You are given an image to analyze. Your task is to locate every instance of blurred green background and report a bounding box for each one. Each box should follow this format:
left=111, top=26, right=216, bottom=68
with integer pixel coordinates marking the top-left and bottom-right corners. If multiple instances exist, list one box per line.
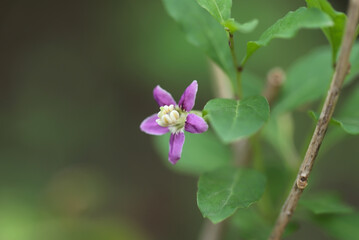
left=0, top=0, right=358, bottom=239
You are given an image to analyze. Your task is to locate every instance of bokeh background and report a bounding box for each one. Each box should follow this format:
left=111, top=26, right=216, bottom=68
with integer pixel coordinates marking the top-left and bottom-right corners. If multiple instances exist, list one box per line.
left=0, top=0, right=358, bottom=239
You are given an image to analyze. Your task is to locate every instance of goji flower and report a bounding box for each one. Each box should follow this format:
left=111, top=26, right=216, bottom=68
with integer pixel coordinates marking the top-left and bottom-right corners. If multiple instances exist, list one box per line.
left=140, top=80, right=208, bottom=164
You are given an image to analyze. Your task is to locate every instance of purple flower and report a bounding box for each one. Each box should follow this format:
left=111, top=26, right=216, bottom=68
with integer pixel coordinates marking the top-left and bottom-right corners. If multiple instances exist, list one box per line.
left=140, top=80, right=208, bottom=164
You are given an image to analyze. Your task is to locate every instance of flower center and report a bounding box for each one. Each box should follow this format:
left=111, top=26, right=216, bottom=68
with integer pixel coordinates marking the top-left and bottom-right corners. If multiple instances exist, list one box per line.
left=156, top=105, right=185, bottom=131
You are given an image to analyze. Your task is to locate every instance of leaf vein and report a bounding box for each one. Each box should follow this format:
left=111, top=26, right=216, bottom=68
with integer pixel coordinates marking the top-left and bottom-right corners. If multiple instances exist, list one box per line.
left=226, top=100, right=240, bottom=136
left=211, top=0, right=224, bottom=23
left=218, top=171, right=240, bottom=212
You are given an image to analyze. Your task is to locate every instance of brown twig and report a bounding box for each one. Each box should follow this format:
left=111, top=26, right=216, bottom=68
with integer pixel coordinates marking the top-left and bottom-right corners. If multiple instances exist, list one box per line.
left=269, top=1, right=359, bottom=239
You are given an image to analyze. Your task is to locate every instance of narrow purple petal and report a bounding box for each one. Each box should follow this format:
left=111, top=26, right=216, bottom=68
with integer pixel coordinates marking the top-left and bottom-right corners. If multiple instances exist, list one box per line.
left=168, top=132, right=185, bottom=165
left=178, top=80, right=198, bottom=111
left=153, top=86, right=176, bottom=107
left=185, top=114, right=208, bottom=134
left=140, top=114, right=169, bottom=135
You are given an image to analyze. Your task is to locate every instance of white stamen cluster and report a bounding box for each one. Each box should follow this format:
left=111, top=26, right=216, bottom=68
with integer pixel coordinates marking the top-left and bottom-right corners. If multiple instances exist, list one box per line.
left=156, top=104, right=181, bottom=127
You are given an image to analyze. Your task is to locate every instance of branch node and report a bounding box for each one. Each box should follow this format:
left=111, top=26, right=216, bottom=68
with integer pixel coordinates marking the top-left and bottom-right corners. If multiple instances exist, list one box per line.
left=297, top=174, right=308, bottom=189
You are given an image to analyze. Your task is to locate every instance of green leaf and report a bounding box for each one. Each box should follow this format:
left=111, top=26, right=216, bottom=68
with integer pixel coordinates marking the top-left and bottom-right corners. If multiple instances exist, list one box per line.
left=196, top=0, right=232, bottom=24
left=153, top=131, right=232, bottom=175
left=204, top=96, right=270, bottom=143
left=223, top=19, right=258, bottom=34
left=163, top=0, right=237, bottom=89
left=333, top=86, right=359, bottom=134
left=300, top=193, right=353, bottom=215
left=274, top=43, right=359, bottom=114
left=306, top=0, right=347, bottom=64
left=241, top=7, right=333, bottom=66
left=197, top=167, right=266, bottom=223
left=314, top=213, right=359, bottom=240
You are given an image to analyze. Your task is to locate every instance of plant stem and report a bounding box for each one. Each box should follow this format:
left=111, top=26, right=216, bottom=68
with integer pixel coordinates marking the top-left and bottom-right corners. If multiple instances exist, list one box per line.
left=229, top=33, right=242, bottom=98
left=269, top=1, right=359, bottom=239
left=237, top=70, right=242, bottom=99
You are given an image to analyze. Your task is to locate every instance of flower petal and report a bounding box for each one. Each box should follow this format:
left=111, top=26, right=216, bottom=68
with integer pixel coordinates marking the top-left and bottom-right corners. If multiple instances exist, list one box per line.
left=178, top=80, right=198, bottom=111
left=153, top=85, right=176, bottom=106
left=185, top=114, right=208, bottom=134
left=140, top=114, right=169, bottom=135
left=168, top=132, right=185, bottom=165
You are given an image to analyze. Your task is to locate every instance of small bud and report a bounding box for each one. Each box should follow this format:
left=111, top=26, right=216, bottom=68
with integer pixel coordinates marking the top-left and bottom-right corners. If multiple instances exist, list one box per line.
left=297, top=174, right=308, bottom=189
